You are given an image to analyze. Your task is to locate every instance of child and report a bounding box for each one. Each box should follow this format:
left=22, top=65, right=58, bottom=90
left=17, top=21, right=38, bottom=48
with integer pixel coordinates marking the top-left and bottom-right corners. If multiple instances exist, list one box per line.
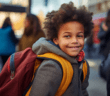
left=30, top=2, right=93, bottom=96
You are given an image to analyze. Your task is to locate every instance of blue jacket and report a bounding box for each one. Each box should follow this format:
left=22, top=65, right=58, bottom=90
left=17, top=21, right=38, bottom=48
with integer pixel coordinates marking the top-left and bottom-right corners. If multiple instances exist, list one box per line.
left=0, top=26, right=18, bottom=55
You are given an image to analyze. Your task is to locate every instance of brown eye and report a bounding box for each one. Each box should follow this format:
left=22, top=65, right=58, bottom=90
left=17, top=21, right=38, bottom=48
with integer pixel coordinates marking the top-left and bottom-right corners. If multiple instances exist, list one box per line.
left=77, top=35, right=84, bottom=37
left=64, top=35, right=70, bottom=38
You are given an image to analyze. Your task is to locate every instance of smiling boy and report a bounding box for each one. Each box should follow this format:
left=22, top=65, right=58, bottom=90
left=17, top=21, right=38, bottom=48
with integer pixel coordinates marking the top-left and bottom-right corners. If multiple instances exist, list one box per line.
left=29, top=2, right=94, bottom=96
left=53, top=21, right=84, bottom=57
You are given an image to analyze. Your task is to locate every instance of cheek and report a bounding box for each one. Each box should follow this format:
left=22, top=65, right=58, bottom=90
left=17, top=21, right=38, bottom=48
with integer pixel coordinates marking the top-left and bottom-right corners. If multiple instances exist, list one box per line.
left=78, top=39, right=84, bottom=45
left=58, top=39, right=67, bottom=49
left=80, top=40, right=84, bottom=46
left=59, top=39, right=69, bottom=46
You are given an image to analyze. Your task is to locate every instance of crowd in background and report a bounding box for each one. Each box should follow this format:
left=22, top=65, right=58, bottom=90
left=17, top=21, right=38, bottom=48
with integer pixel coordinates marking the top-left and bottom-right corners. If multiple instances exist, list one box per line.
left=0, top=14, right=45, bottom=72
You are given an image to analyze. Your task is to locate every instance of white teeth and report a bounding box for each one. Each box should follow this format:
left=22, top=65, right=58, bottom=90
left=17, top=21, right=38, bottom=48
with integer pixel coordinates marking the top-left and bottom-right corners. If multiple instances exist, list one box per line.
left=71, top=47, right=78, bottom=48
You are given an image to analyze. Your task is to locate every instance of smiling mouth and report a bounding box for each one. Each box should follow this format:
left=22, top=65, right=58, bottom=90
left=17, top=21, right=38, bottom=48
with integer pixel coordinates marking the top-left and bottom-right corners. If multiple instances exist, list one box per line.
left=69, top=46, right=80, bottom=48
left=68, top=46, right=80, bottom=50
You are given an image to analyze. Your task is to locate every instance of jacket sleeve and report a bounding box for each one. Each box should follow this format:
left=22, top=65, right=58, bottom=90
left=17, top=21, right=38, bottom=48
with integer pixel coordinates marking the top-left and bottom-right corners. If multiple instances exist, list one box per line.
left=29, top=59, right=62, bottom=96
left=81, top=61, right=90, bottom=96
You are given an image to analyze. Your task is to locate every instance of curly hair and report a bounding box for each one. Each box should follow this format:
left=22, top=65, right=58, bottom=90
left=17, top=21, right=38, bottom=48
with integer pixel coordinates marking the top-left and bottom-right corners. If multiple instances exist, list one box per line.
left=43, top=2, right=94, bottom=41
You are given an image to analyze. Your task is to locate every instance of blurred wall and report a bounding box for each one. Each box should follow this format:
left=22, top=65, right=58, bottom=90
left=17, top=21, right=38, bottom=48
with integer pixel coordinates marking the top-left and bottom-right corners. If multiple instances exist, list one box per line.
left=88, top=0, right=110, bottom=14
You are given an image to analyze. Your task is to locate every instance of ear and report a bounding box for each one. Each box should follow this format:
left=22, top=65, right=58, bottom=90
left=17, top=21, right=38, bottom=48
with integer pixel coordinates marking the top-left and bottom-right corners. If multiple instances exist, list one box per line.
left=53, top=38, right=59, bottom=45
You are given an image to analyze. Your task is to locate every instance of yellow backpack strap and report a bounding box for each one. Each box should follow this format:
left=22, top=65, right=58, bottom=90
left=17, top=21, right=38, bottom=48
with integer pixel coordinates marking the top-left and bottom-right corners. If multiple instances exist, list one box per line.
left=82, top=60, right=88, bottom=82
left=25, top=59, right=42, bottom=96
left=37, top=53, right=73, bottom=96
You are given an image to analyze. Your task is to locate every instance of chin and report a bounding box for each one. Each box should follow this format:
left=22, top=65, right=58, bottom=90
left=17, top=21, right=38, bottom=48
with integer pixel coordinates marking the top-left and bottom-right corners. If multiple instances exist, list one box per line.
left=69, top=52, right=79, bottom=57
left=69, top=54, right=78, bottom=57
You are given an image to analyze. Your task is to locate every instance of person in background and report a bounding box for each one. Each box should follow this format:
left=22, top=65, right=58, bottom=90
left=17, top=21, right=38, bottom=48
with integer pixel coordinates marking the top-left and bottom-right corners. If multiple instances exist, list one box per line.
left=18, top=14, right=45, bottom=51
left=98, top=9, right=110, bottom=96
left=99, top=9, right=110, bottom=96
left=98, top=9, right=110, bottom=64
left=0, top=17, right=19, bottom=66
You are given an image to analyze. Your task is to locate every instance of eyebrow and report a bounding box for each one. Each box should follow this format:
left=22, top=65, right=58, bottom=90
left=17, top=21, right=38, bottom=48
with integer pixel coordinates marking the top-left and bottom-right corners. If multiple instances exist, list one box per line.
left=78, top=32, right=84, bottom=33
left=63, top=31, right=84, bottom=34
left=63, top=32, right=71, bottom=34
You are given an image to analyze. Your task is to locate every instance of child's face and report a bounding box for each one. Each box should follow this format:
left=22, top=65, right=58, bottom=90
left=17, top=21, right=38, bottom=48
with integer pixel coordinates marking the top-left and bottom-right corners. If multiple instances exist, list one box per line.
left=53, top=21, right=84, bottom=57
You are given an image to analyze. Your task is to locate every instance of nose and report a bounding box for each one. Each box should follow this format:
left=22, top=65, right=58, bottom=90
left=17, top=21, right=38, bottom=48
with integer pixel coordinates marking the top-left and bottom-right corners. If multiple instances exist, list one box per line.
left=71, top=37, right=78, bottom=43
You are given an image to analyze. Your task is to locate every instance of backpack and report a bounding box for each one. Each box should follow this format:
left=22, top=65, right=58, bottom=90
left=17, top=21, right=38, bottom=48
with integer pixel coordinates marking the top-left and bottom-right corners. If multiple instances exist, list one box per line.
left=0, top=47, right=88, bottom=96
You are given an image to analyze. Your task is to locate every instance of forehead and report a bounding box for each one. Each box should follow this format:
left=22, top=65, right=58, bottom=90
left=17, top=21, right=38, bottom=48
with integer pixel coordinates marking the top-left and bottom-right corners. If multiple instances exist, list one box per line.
left=58, top=21, right=84, bottom=33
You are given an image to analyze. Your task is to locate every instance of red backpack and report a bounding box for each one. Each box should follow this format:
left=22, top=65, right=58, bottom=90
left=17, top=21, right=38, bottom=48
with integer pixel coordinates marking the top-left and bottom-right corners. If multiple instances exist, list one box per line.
left=0, top=47, right=88, bottom=96
left=0, top=48, right=37, bottom=96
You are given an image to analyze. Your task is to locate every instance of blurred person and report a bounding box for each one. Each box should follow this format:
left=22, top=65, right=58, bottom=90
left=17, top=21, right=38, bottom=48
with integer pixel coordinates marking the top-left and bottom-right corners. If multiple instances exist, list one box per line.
left=18, top=14, right=45, bottom=51
left=98, top=9, right=110, bottom=63
left=98, top=9, right=110, bottom=96
left=0, top=17, right=19, bottom=66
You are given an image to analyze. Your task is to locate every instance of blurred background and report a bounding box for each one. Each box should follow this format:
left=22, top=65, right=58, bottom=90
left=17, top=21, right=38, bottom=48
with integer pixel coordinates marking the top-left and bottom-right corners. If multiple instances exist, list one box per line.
left=0, top=0, right=109, bottom=42
left=0, top=0, right=110, bottom=95
left=0, top=0, right=109, bottom=40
